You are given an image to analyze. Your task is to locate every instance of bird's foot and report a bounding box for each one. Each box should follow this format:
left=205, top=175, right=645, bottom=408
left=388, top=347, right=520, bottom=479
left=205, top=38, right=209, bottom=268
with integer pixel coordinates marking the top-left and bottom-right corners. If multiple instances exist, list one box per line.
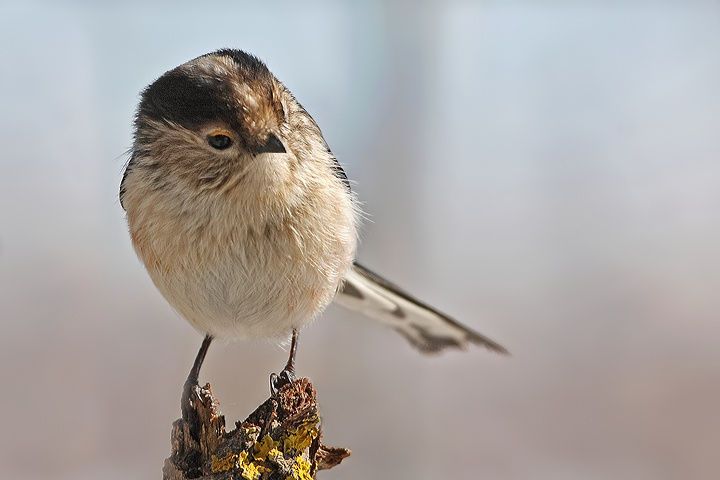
left=270, top=368, right=295, bottom=396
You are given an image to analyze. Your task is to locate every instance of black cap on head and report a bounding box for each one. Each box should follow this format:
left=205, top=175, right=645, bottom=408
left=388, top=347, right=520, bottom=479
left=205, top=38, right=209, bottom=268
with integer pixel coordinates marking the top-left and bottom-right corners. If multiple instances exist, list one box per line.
left=136, top=49, right=275, bottom=132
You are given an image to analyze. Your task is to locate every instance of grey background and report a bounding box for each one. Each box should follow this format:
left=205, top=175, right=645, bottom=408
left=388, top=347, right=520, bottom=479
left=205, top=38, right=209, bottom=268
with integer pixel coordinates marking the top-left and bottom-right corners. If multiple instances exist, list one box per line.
left=1, top=1, right=719, bottom=479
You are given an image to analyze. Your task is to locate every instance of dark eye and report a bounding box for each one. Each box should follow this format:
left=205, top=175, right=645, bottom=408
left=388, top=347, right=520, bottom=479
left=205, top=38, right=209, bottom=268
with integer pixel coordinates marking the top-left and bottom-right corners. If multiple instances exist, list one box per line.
left=207, top=134, right=233, bottom=150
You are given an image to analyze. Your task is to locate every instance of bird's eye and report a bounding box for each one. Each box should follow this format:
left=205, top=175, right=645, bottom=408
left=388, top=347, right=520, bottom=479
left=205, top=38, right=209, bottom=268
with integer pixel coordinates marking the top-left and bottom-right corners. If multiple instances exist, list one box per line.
left=207, top=134, right=233, bottom=150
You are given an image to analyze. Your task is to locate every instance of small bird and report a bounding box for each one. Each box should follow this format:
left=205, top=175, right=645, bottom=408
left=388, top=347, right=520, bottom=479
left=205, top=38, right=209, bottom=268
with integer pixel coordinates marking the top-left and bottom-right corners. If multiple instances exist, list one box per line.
left=120, top=49, right=506, bottom=412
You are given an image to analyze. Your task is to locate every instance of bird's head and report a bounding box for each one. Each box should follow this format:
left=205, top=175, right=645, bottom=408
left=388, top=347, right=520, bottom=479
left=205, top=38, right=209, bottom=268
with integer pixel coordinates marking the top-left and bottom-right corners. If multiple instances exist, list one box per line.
left=129, top=49, right=289, bottom=194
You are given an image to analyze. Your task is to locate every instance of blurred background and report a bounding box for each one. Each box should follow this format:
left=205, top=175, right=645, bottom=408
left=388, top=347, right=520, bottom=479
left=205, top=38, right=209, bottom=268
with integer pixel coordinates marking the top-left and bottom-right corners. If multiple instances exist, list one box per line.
left=1, top=1, right=719, bottom=479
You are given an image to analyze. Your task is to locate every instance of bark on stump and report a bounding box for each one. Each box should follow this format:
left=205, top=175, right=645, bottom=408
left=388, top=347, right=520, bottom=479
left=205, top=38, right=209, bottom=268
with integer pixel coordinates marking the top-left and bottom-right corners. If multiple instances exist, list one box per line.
left=163, top=378, right=350, bottom=479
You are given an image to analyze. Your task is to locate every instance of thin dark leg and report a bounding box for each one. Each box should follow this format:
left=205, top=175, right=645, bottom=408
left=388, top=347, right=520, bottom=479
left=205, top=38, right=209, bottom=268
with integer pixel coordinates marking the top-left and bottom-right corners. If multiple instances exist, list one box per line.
left=270, top=328, right=299, bottom=395
left=284, top=328, right=299, bottom=375
left=181, top=334, right=213, bottom=425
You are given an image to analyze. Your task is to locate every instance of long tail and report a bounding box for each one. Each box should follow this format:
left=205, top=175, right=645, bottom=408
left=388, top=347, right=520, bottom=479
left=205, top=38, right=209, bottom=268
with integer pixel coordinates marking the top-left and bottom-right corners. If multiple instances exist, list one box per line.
left=334, top=262, right=508, bottom=355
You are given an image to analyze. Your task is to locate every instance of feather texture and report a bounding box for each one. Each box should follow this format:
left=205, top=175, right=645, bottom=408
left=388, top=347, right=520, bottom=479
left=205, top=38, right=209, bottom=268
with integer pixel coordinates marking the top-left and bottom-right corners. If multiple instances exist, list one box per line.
left=335, top=263, right=508, bottom=354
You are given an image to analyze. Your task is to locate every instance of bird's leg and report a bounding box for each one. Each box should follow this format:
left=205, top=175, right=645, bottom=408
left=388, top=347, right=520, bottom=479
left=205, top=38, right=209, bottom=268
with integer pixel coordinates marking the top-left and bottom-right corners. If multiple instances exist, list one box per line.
left=270, top=328, right=298, bottom=395
left=181, top=334, right=213, bottom=435
left=282, top=328, right=299, bottom=377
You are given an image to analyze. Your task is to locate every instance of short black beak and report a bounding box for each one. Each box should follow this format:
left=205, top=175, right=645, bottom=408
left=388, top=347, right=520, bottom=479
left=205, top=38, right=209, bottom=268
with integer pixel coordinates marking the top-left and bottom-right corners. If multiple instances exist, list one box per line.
left=257, top=133, right=286, bottom=154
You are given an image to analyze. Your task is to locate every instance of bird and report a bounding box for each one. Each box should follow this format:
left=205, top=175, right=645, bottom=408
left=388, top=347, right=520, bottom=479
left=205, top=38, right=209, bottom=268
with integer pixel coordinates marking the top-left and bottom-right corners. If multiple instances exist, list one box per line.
left=120, top=49, right=506, bottom=417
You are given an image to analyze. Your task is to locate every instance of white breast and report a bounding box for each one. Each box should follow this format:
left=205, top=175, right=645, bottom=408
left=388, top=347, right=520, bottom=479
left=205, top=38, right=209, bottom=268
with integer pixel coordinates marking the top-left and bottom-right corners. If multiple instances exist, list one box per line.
left=125, top=152, right=358, bottom=340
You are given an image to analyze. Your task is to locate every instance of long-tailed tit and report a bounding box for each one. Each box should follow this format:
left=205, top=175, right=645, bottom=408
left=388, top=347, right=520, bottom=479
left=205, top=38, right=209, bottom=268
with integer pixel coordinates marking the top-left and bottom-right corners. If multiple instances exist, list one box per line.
left=120, top=49, right=506, bottom=410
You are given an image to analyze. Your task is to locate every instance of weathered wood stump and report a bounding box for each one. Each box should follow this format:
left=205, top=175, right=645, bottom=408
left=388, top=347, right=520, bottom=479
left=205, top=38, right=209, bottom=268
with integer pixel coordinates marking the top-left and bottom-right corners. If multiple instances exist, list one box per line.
left=162, top=378, right=350, bottom=479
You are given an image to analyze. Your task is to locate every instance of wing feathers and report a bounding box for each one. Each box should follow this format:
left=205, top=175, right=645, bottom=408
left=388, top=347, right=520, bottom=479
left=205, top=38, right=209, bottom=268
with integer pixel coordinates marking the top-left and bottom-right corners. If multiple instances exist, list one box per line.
left=335, top=262, right=508, bottom=355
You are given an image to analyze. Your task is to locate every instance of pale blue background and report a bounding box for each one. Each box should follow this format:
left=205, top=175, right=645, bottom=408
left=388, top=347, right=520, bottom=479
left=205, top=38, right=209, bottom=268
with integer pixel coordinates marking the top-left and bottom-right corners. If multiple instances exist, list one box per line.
left=1, top=1, right=719, bottom=479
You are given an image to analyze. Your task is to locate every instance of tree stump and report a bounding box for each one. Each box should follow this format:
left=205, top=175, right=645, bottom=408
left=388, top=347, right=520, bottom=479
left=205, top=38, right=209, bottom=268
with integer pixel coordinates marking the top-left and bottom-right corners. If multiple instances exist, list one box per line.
left=162, top=378, right=350, bottom=479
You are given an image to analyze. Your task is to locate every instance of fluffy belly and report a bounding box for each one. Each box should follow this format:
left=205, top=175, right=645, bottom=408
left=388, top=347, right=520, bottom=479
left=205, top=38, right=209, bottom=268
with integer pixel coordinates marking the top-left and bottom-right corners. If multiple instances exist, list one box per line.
left=133, top=208, right=355, bottom=340
left=149, top=256, right=339, bottom=339
left=127, top=160, right=358, bottom=340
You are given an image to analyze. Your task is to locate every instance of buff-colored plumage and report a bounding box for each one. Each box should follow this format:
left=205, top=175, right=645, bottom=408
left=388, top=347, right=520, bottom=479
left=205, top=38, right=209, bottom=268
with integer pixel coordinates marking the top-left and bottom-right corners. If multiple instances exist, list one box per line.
left=122, top=52, right=357, bottom=340
left=121, top=49, right=506, bottom=359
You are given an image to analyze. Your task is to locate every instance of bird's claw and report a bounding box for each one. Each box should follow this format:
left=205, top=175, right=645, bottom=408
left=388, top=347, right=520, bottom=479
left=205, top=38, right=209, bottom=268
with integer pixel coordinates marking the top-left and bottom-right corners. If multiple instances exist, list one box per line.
left=270, top=368, right=295, bottom=396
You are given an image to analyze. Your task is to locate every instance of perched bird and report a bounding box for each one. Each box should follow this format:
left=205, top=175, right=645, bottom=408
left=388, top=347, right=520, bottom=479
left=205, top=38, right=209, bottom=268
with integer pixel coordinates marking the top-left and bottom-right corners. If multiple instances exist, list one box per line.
left=120, top=49, right=506, bottom=412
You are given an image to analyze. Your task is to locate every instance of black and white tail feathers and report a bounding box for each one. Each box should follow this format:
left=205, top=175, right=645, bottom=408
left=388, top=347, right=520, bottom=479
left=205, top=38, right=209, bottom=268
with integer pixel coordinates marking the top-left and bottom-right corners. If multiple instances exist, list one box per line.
left=335, top=262, right=508, bottom=355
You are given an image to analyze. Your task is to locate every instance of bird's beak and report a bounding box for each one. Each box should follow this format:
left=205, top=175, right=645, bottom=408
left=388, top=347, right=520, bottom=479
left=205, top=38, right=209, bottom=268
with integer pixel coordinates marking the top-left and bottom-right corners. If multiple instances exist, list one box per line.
left=256, top=133, right=286, bottom=154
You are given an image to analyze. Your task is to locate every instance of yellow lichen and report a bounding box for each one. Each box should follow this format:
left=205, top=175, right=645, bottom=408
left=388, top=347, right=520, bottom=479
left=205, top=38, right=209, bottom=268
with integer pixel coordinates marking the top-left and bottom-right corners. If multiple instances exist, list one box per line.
left=266, top=447, right=282, bottom=461
left=283, top=425, right=319, bottom=453
left=289, top=457, right=312, bottom=480
left=241, top=462, right=262, bottom=479
left=239, top=451, right=262, bottom=480
left=253, top=434, right=280, bottom=460
left=209, top=418, right=323, bottom=478
left=211, top=453, right=238, bottom=472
